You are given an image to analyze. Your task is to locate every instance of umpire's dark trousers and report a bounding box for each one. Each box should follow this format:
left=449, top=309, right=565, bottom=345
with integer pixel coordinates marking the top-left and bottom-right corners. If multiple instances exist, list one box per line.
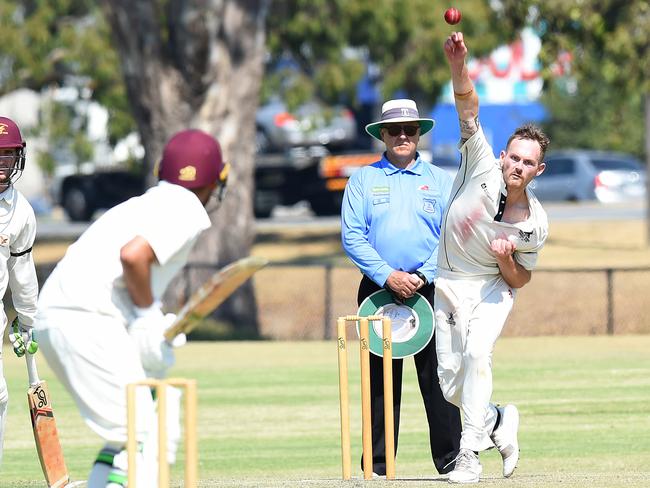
left=357, top=275, right=461, bottom=475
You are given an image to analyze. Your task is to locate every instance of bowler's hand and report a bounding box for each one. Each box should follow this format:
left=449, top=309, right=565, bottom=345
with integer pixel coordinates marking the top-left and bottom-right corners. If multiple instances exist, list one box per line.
left=444, top=31, right=468, bottom=66
left=385, top=271, right=421, bottom=300
left=490, top=238, right=517, bottom=261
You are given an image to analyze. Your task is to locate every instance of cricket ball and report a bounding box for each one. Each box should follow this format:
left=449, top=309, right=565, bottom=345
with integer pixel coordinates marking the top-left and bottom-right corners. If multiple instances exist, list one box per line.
left=444, top=7, right=462, bottom=25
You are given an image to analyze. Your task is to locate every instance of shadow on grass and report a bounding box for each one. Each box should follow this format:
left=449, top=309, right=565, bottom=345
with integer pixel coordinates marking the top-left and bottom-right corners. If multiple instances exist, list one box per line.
left=187, top=318, right=269, bottom=341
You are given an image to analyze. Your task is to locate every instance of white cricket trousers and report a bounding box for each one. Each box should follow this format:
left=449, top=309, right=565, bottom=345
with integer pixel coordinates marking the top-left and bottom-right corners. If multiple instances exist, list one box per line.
left=34, top=308, right=160, bottom=486
left=434, top=273, right=515, bottom=451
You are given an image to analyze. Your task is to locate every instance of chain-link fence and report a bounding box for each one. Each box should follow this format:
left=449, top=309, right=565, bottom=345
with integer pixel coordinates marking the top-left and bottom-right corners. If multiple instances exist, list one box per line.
left=24, top=262, right=650, bottom=340
left=240, top=264, right=650, bottom=339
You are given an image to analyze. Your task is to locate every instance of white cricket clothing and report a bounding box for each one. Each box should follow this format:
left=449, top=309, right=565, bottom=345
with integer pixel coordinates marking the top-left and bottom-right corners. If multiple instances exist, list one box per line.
left=438, top=126, right=548, bottom=277
left=0, top=361, right=7, bottom=467
left=34, top=181, right=210, bottom=448
left=435, top=275, right=509, bottom=451
left=0, top=185, right=38, bottom=467
left=36, top=311, right=154, bottom=443
left=0, top=185, right=38, bottom=332
left=435, top=126, right=548, bottom=452
left=37, top=181, right=211, bottom=323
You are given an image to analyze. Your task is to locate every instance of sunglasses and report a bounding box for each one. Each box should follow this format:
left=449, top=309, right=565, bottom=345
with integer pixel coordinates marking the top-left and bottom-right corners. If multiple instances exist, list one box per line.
left=383, top=124, right=419, bottom=137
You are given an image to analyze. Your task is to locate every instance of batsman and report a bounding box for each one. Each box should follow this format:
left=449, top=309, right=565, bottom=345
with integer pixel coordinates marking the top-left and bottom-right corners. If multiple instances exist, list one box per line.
left=0, top=116, right=39, bottom=466
left=33, top=129, right=229, bottom=487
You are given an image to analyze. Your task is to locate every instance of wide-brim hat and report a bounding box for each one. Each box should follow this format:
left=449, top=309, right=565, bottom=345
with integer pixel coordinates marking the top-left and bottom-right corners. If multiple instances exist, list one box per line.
left=365, top=99, right=435, bottom=141
left=356, top=290, right=434, bottom=359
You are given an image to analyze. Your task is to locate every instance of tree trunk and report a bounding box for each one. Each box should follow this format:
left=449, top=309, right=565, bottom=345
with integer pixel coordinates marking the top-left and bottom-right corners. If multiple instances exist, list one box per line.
left=101, top=0, right=269, bottom=335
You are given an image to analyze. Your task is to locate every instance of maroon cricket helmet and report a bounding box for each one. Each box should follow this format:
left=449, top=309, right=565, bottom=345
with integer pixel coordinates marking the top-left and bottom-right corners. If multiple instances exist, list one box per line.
left=158, top=129, right=224, bottom=189
left=0, top=116, right=26, bottom=150
left=0, top=116, right=27, bottom=179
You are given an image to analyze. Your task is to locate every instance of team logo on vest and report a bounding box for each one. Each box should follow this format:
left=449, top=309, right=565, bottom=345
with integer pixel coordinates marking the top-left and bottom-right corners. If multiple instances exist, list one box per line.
left=518, top=229, right=534, bottom=242
left=480, top=182, right=494, bottom=202
left=0, top=124, right=8, bottom=135
left=0, top=234, right=8, bottom=246
left=422, top=198, right=436, bottom=213
left=178, top=165, right=197, bottom=181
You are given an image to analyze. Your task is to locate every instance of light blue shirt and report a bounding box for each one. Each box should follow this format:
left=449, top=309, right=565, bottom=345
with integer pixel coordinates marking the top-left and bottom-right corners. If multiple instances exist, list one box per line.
left=341, top=152, right=453, bottom=287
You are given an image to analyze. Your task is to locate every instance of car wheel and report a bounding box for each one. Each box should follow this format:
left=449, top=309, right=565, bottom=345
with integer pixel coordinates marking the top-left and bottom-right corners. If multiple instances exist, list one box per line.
left=62, top=186, right=94, bottom=221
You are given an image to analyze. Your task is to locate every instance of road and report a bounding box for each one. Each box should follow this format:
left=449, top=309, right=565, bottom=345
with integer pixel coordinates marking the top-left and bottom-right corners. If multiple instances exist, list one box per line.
left=36, top=200, right=646, bottom=240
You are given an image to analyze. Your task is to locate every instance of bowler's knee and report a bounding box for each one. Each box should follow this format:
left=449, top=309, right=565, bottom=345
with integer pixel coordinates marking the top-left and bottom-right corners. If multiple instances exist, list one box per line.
left=464, top=342, right=492, bottom=364
left=437, top=370, right=461, bottom=406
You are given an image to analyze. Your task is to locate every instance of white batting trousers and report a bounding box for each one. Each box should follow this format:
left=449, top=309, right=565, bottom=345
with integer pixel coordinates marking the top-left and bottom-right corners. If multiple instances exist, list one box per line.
left=434, top=273, right=515, bottom=451
left=34, top=309, right=161, bottom=486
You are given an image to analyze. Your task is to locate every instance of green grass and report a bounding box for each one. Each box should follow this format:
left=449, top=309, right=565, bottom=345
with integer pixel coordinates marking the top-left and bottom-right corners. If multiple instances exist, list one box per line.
left=3, top=336, right=650, bottom=487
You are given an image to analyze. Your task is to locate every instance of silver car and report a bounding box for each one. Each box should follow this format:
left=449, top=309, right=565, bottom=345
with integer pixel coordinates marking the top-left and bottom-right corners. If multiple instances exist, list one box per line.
left=532, top=150, right=646, bottom=202
left=256, top=98, right=357, bottom=153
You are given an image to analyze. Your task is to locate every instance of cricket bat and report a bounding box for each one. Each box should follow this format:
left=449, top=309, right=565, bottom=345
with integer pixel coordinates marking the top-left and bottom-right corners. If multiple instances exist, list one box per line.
left=26, top=352, right=70, bottom=488
left=164, top=255, right=268, bottom=342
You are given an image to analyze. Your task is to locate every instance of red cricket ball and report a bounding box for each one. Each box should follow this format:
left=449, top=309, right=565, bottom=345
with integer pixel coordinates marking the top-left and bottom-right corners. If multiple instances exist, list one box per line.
left=444, top=7, right=462, bottom=25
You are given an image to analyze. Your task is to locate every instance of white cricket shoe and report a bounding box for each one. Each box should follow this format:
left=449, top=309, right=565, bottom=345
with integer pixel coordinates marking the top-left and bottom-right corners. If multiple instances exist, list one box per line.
left=490, top=404, right=520, bottom=477
left=448, top=448, right=482, bottom=484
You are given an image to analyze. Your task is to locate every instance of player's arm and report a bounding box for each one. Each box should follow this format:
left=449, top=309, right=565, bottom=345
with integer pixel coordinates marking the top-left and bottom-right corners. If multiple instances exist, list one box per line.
left=490, top=238, right=531, bottom=288
left=8, top=208, right=38, bottom=326
left=444, top=31, right=479, bottom=142
left=120, top=236, right=157, bottom=307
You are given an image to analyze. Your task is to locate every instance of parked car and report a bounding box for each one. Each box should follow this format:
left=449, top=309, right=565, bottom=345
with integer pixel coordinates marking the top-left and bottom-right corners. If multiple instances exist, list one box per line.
left=533, top=150, right=646, bottom=202
left=256, top=98, right=357, bottom=153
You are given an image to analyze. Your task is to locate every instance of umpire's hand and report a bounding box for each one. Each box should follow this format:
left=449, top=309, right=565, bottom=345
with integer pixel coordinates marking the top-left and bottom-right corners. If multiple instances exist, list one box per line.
left=385, top=270, right=421, bottom=300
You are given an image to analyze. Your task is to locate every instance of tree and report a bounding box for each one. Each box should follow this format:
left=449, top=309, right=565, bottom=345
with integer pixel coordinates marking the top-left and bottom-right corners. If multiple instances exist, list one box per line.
left=0, top=0, right=136, bottom=142
left=495, top=0, right=650, bottom=241
left=265, top=0, right=504, bottom=110
left=99, top=0, right=270, bottom=336
left=1, top=0, right=507, bottom=337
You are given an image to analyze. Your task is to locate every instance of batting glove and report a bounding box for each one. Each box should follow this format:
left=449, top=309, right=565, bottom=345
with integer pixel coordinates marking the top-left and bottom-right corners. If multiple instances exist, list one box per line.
left=128, top=303, right=177, bottom=374
left=8, top=317, right=38, bottom=357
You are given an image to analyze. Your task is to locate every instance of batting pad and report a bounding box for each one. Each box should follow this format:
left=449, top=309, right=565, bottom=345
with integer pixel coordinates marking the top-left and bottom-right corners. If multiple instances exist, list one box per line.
left=357, top=290, right=434, bottom=359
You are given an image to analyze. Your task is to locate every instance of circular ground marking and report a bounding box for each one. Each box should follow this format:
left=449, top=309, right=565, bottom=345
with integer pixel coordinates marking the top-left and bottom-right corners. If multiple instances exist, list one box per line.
left=356, top=290, right=434, bottom=358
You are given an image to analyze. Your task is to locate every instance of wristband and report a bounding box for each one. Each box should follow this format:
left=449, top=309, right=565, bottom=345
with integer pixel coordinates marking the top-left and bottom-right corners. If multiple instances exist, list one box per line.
left=454, top=87, right=474, bottom=100
left=414, top=271, right=428, bottom=286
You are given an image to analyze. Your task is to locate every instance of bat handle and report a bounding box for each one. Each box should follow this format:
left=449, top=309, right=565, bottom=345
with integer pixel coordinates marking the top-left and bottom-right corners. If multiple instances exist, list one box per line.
left=25, top=353, right=41, bottom=386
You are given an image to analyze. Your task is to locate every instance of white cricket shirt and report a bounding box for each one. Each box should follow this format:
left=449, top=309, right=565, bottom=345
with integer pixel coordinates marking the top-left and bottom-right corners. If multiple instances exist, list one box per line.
left=438, top=127, right=548, bottom=277
left=0, top=185, right=38, bottom=329
left=38, top=181, right=211, bottom=324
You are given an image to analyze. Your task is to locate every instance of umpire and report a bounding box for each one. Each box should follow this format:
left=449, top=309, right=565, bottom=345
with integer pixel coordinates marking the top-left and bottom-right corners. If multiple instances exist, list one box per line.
left=341, top=99, right=461, bottom=476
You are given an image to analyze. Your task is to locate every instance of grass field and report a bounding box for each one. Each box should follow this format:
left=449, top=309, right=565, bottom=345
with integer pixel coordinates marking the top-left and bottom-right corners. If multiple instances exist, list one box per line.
left=11, top=210, right=650, bottom=485
left=3, top=336, right=650, bottom=487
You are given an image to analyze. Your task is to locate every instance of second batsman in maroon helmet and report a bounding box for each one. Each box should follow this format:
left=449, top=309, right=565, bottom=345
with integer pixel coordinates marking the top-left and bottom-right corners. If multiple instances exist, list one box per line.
left=33, top=129, right=229, bottom=484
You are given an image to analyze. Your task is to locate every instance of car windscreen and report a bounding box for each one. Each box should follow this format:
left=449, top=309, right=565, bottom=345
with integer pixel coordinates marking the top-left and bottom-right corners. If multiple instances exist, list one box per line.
left=591, top=159, right=642, bottom=171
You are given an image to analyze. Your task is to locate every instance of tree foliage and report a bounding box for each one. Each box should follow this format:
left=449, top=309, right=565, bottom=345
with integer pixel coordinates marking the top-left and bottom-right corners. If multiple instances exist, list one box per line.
left=495, top=0, right=649, bottom=157
left=0, top=0, right=134, bottom=142
left=1, top=0, right=506, bottom=143
left=266, top=0, right=504, bottom=109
